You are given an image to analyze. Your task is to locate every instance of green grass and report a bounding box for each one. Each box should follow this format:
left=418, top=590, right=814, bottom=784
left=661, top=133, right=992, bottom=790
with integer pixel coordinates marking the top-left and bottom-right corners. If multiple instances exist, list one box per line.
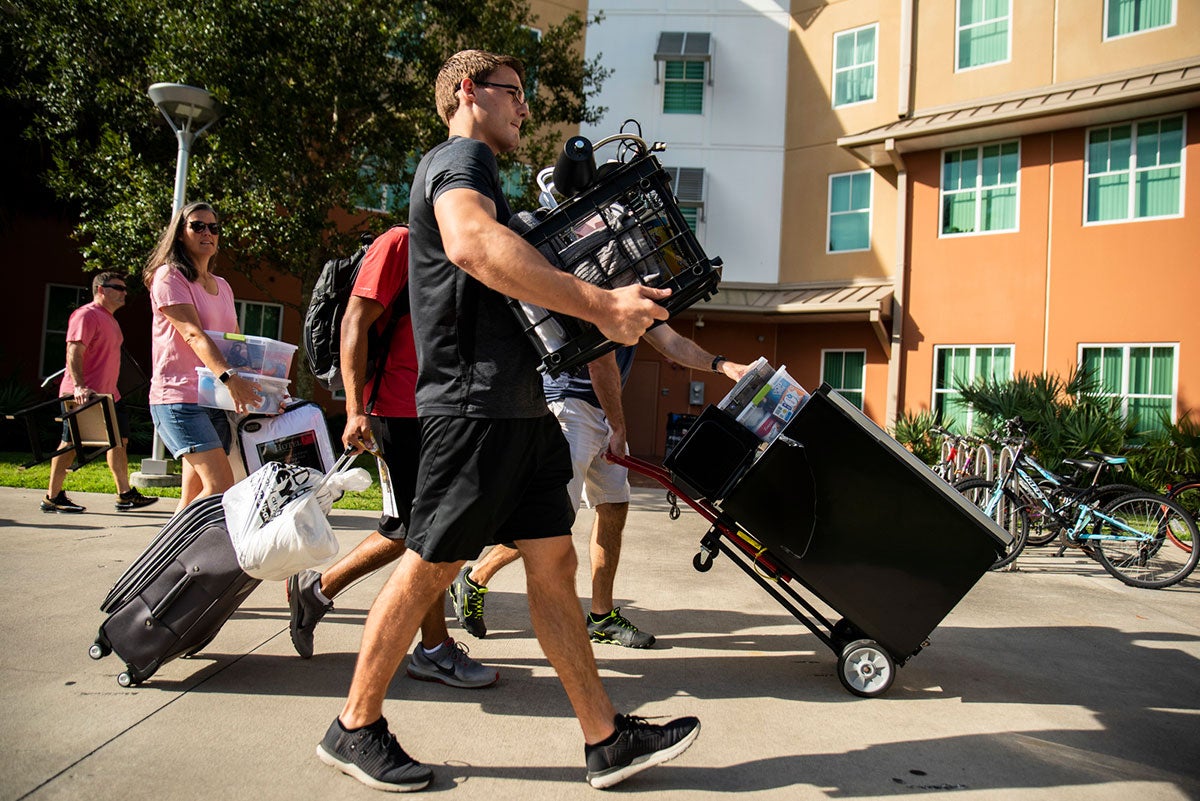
left=0, top=451, right=384, bottom=511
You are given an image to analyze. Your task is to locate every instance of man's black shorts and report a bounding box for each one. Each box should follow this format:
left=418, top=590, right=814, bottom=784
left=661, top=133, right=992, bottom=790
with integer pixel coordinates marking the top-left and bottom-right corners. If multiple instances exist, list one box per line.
left=407, top=415, right=575, bottom=563
left=369, top=416, right=419, bottom=540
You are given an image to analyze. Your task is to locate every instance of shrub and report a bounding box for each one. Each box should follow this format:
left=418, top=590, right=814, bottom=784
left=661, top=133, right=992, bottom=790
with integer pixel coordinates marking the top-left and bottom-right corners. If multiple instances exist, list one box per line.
left=892, top=409, right=939, bottom=466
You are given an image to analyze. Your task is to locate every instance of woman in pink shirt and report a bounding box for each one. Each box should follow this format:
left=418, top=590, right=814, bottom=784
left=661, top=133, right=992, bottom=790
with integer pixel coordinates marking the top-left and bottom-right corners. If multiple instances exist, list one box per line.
left=142, top=201, right=261, bottom=511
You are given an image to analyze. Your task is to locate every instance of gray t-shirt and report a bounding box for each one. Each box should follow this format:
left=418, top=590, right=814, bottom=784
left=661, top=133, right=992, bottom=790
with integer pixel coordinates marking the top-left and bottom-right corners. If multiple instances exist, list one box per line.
left=408, top=136, right=547, bottom=418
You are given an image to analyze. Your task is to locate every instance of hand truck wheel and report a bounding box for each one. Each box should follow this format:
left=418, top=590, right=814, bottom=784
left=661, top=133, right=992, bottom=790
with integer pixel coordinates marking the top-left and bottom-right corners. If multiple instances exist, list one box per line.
left=837, top=639, right=895, bottom=698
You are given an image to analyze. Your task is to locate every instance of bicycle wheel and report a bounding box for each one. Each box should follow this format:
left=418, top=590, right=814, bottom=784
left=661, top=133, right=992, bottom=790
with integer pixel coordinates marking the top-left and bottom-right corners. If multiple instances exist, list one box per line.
left=1020, top=480, right=1066, bottom=547
left=1165, top=481, right=1198, bottom=554
left=1092, top=493, right=1200, bottom=589
left=955, top=477, right=1029, bottom=570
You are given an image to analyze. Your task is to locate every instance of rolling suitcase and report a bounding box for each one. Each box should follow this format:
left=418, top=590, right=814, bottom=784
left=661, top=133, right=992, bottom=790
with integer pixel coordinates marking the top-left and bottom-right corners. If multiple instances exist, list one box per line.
left=89, top=496, right=261, bottom=687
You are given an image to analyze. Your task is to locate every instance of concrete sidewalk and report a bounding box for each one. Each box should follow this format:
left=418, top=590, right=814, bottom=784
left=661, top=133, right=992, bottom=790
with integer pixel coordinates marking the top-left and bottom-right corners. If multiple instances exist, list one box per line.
left=2, top=484, right=1199, bottom=801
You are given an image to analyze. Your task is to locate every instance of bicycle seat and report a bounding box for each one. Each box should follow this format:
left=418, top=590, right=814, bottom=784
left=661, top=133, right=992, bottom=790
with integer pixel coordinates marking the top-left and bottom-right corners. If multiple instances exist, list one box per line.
left=1082, top=450, right=1128, bottom=465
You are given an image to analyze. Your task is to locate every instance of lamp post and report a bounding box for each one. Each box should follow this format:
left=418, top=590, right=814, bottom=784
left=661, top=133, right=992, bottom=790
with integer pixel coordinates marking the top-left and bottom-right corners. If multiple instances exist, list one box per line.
left=135, top=83, right=223, bottom=483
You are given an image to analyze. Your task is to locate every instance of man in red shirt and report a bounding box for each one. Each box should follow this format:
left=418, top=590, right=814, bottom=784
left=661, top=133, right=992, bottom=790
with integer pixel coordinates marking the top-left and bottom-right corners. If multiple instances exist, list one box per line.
left=42, top=271, right=158, bottom=513
left=286, top=226, right=495, bottom=688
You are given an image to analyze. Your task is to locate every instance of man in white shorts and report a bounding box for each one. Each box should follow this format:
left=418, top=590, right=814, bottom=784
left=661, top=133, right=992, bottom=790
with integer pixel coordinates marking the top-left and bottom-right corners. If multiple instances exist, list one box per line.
left=450, top=325, right=746, bottom=647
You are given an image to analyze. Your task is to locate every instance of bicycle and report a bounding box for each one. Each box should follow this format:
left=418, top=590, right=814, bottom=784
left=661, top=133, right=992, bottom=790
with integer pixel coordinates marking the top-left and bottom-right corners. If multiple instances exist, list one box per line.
left=1021, top=453, right=1143, bottom=548
left=955, top=418, right=1199, bottom=588
left=930, top=425, right=994, bottom=484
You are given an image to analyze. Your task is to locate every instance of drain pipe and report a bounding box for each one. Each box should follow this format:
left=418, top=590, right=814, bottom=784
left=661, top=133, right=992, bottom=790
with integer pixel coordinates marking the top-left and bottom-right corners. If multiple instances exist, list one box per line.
left=898, top=0, right=914, bottom=119
left=885, top=139, right=908, bottom=429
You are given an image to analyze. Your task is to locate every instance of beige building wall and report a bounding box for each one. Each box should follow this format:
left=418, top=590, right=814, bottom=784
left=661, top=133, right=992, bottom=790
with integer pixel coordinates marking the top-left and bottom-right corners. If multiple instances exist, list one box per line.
left=783, top=1, right=903, bottom=285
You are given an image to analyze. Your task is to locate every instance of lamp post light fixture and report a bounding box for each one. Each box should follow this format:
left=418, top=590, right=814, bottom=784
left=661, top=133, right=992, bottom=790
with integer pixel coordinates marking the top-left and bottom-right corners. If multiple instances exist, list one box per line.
left=136, top=83, right=223, bottom=483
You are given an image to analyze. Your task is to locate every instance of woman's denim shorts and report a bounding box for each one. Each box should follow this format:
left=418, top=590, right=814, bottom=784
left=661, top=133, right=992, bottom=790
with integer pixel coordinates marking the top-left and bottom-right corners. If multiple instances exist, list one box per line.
left=150, top=403, right=231, bottom=458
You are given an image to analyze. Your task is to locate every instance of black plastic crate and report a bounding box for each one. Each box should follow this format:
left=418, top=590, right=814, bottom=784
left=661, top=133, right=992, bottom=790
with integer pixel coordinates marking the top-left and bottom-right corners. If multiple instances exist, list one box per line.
left=663, top=405, right=761, bottom=501
left=508, top=154, right=721, bottom=376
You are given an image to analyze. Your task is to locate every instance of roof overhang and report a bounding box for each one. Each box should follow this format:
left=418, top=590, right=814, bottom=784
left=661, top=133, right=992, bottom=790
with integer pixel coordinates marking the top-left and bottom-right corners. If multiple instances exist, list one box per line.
left=681, top=280, right=895, bottom=355
left=839, top=56, right=1200, bottom=166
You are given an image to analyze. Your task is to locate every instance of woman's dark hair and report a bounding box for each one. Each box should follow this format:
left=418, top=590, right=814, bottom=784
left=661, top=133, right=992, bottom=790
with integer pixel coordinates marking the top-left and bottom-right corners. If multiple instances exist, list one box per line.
left=141, top=201, right=219, bottom=287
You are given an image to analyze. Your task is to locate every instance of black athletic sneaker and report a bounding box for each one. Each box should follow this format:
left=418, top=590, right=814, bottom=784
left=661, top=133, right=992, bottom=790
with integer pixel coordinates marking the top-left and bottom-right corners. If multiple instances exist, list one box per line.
left=588, top=608, right=656, bottom=648
left=584, top=713, right=701, bottom=789
left=316, top=716, right=432, bottom=792
left=116, top=488, right=159, bottom=511
left=41, top=492, right=85, bottom=513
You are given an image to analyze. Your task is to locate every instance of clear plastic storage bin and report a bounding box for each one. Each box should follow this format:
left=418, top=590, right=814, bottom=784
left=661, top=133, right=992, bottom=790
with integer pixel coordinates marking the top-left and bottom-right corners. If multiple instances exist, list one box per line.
left=196, top=367, right=290, bottom=415
left=204, top=331, right=297, bottom=379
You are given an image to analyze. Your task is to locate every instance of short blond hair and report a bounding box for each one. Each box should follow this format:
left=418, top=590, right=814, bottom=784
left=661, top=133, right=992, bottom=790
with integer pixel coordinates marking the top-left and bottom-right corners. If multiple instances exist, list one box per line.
left=435, top=49, right=526, bottom=126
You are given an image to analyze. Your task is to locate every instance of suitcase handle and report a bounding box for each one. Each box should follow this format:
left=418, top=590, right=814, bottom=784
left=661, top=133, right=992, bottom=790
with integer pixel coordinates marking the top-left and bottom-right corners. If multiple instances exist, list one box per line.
left=149, top=573, right=192, bottom=622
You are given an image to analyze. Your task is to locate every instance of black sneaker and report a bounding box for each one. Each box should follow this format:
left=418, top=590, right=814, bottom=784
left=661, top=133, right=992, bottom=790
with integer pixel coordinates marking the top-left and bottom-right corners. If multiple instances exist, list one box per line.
left=41, top=492, right=85, bottom=513
left=585, top=713, right=700, bottom=789
left=287, top=570, right=333, bottom=659
left=588, top=608, right=656, bottom=648
left=316, top=716, right=432, bottom=792
left=116, top=488, right=159, bottom=511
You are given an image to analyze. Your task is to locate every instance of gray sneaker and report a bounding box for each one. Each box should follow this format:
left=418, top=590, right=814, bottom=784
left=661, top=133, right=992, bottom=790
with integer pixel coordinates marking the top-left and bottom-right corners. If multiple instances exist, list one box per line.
left=406, top=638, right=498, bottom=689
left=287, top=570, right=333, bottom=659
left=448, top=565, right=488, bottom=638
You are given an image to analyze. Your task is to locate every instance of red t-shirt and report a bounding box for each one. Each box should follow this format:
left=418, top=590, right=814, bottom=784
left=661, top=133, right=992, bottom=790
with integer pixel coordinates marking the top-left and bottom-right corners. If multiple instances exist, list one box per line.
left=352, top=226, right=416, bottom=418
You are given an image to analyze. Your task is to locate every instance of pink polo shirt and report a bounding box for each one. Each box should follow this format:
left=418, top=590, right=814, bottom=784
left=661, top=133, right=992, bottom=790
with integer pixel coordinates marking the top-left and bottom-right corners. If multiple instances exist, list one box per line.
left=59, top=301, right=123, bottom=402
left=148, top=265, right=238, bottom=405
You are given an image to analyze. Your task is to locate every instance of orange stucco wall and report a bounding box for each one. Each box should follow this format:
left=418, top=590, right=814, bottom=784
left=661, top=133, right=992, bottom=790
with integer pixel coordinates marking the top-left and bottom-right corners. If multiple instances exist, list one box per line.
left=899, top=109, right=1200, bottom=419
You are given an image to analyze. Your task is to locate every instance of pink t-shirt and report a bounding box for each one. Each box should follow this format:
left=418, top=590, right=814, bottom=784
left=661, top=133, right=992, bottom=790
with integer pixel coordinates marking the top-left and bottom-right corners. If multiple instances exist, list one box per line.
left=59, top=301, right=123, bottom=402
left=149, top=265, right=238, bottom=405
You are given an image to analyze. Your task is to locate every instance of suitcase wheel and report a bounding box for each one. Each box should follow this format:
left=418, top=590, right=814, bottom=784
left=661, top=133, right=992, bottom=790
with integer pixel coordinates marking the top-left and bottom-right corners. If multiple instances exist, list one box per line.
left=88, top=641, right=110, bottom=660
left=837, top=639, right=894, bottom=698
left=117, top=672, right=137, bottom=688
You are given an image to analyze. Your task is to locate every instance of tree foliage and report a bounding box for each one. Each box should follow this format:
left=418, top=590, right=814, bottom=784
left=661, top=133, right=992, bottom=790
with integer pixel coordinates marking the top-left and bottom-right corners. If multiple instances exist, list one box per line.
left=2, top=0, right=608, bottom=299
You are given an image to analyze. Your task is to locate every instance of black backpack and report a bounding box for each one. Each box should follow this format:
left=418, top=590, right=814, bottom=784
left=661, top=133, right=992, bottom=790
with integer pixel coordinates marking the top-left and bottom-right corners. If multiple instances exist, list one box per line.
left=303, top=225, right=409, bottom=411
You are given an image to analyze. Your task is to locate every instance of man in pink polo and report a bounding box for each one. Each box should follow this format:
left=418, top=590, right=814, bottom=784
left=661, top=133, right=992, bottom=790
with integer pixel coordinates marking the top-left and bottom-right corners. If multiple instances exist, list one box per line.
left=41, top=271, right=158, bottom=513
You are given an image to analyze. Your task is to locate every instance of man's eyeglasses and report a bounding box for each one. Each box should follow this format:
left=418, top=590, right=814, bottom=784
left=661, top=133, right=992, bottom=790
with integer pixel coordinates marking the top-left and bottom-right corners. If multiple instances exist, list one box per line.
left=101, top=284, right=127, bottom=292
left=472, top=80, right=528, bottom=107
left=187, top=221, right=221, bottom=235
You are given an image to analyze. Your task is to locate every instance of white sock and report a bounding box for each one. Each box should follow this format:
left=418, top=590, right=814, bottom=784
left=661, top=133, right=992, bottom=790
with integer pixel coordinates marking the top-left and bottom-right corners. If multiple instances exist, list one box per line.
left=422, top=640, right=447, bottom=656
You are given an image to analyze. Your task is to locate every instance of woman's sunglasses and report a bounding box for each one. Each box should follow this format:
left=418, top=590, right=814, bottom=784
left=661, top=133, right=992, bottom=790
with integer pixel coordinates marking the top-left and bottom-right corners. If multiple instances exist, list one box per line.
left=187, top=221, right=222, bottom=235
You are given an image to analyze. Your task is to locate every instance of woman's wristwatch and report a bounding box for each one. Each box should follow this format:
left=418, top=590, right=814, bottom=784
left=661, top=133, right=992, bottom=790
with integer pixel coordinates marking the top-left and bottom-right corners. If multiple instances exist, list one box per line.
left=711, top=355, right=726, bottom=373
left=218, top=369, right=235, bottom=384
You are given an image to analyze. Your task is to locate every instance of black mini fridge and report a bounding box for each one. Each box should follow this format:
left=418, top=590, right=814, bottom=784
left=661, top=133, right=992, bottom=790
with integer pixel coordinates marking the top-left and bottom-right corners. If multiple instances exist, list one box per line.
left=719, top=385, right=1011, bottom=667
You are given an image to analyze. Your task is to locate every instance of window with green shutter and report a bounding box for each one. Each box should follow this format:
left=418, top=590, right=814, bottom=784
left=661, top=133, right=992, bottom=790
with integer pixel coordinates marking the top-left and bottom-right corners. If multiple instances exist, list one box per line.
left=1086, top=115, right=1183, bottom=224
left=656, top=32, right=712, bottom=116
left=1105, top=0, right=1175, bottom=38
left=822, top=350, right=866, bottom=409
left=663, top=60, right=706, bottom=114
left=1080, top=344, right=1177, bottom=433
left=957, top=0, right=1010, bottom=70
left=941, top=140, right=1019, bottom=235
left=933, top=345, right=1013, bottom=434
left=828, top=171, right=872, bottom=252
left=833, top=24, right=877, bottom=107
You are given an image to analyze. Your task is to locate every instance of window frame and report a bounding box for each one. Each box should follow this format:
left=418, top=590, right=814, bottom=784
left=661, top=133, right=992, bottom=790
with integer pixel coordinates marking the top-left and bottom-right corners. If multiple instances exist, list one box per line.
left=1103, top=0, right=1177, bottom=40
left=234, top=299, right=284, bottom=340
left=662, top=58, right=707, bottom=115
left=1078, top=342, right=1179, bottom=430
left=939, top=139, right=1021, bottom=237
left=821, top=349, right=867, bottom=410
left=826, top=170, right=873, bottom=254
left=932, top=344, right=1015, bottom=434
left=1083, top=113, right=1186, bottom=226
left=831, top=23, right=879, bottom=109
left=955, top=0, right=1012, bottom=73
left=41, top=282, right=91, bottom=382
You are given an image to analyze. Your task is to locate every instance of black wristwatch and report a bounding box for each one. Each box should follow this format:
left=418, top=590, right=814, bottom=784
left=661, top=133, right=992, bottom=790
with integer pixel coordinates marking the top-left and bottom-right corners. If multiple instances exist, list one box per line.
left=218, top=369, right=235, bottom=384
left=711, top=355, right=726, bottom=373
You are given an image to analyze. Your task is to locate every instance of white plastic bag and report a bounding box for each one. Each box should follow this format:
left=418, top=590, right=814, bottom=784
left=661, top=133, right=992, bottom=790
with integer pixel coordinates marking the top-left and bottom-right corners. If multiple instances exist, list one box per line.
left=223, top=453, right=371, bottom=581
